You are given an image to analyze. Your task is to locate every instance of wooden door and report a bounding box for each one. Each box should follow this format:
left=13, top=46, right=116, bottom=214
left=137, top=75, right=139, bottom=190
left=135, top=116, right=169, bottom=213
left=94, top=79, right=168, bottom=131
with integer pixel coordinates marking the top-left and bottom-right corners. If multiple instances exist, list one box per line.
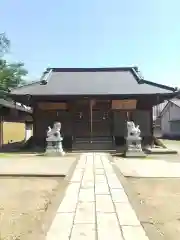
left=92, top=100, right=112, bottom=137
left=73, top=100, right=90, bottom=138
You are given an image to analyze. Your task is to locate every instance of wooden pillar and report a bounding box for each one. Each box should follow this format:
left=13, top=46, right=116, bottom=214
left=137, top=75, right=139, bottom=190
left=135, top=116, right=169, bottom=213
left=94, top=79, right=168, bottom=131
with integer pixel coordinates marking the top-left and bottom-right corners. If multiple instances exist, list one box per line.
left=32, top=103, right=37, bottom=140
left=150, top=107, right=154, bottom=146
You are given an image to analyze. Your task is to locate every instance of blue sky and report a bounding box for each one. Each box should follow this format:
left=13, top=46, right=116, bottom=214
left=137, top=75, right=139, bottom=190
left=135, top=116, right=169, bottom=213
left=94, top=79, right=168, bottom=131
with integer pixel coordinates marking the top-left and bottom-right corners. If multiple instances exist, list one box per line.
left=1, top=0, right=180, bottom=87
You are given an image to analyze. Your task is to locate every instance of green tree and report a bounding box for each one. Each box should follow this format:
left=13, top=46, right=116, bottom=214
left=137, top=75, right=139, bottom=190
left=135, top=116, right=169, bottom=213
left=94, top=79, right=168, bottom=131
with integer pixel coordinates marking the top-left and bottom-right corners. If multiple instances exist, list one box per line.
left=0, top=33, right=28, bottom=91
left=0, top=33, right=10, bottom=57
left=0, top=60, right=28, bottom=90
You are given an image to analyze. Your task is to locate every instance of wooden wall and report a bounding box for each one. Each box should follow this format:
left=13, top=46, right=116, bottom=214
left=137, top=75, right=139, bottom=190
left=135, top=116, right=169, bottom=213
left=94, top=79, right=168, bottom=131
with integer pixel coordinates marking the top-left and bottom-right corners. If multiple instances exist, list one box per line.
left=33, top=102, right=72, bottom=145
left=111, top=99, right=152, bottom=138
left=32, top=99, right=153, bottom=146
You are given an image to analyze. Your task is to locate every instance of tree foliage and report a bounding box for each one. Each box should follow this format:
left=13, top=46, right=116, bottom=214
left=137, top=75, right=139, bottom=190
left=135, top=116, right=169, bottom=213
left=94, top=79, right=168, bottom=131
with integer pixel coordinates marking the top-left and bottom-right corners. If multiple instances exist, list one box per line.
left=0, top=60, right=28, bottom=90
left=0, top=33, right=28, bottom=91
left=0, top=33, right=10, bottom=57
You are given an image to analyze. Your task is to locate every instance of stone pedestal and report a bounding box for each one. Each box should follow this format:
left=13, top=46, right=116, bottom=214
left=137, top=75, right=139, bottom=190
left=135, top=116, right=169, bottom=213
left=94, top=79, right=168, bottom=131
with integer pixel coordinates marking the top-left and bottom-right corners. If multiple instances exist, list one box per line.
left=125, top=149, right=146, bottom=157
left=45, top=122, right=65, bottom=156
left=46, top=141, right=54, bottom=152
left=125, top=121, right=146, bottom=158
left=46, top=141, right=65, bottom=156
left=125, top=137, right=145, bottom=157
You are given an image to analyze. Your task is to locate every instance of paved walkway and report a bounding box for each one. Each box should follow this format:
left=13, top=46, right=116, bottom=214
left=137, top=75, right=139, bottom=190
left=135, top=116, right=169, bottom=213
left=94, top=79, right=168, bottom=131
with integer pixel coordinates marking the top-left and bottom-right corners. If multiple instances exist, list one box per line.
left=46, top=153, right=149, bottom=240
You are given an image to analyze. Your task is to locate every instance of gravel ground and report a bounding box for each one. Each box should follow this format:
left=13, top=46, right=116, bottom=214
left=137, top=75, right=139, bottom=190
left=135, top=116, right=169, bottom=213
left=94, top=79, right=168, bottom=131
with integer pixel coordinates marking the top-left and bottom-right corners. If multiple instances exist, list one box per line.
left=125, top=178, right=180, bottom=240
left=112, top=154, right=180, bottom=240
left=0, top=177, right=68, bottom=240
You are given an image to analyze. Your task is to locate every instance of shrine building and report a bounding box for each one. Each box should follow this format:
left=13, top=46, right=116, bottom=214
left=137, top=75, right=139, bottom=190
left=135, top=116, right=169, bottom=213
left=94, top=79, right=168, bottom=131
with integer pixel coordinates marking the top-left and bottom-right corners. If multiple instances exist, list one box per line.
left=10, top=67, right=178, bottom=151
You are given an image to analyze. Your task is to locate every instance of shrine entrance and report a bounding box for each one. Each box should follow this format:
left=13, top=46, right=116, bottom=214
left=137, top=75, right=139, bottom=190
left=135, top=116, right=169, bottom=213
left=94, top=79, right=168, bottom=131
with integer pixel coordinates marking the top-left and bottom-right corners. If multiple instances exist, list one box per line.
left=72, top=99, right=112, bottom=143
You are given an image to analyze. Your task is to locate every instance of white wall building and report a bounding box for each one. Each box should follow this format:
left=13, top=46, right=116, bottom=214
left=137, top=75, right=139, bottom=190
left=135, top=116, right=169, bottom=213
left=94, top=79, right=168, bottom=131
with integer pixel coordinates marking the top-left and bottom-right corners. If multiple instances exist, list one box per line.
left=153, top=101, right=167, bottom=121
left=160, top=98, right=180, bottom=138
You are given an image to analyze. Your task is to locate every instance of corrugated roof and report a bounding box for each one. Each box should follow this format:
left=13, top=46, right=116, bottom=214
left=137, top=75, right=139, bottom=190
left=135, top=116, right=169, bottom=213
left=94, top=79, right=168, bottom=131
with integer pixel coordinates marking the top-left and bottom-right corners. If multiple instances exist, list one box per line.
left=10, top=67, right=177, bottom=96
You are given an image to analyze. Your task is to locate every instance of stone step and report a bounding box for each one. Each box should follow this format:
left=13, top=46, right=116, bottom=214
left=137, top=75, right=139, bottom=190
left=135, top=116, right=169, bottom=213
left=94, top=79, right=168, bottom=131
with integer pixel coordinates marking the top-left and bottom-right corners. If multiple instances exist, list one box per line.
left=72, top=137, right=115, bottom=151
left=72, top=142, right=114, bottom=151
left=74, top=137, right=113, bottom=143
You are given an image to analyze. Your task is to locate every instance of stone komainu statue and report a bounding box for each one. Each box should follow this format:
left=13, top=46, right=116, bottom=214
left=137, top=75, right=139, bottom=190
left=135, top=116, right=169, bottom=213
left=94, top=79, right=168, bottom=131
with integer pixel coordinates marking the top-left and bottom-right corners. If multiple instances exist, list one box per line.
left=125, top=121, right=145, bottom=157
left=127, top=121, right=141, bottom=138
left=46, top=122, right=65, bottom=156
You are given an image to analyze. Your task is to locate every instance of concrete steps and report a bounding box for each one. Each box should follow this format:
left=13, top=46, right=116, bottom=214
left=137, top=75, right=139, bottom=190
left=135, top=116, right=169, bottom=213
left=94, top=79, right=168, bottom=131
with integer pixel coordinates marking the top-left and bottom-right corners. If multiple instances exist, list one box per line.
left=72, top=137, right=114, bottom=151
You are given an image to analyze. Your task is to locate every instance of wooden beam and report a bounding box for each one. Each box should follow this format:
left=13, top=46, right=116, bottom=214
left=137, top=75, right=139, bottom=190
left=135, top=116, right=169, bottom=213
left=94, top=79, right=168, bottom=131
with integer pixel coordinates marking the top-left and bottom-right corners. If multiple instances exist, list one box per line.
left=112, top=100, right=137, bottom=109
left=38, top=102, right=68, bottom=110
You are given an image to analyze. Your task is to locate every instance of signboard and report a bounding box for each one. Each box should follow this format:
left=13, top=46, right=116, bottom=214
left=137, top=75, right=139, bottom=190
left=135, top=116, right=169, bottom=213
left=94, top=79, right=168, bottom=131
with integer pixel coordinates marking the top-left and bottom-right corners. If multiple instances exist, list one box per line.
left=112, top=100, right=137, bottom=110
left=38, top=102, right=67, bottom=110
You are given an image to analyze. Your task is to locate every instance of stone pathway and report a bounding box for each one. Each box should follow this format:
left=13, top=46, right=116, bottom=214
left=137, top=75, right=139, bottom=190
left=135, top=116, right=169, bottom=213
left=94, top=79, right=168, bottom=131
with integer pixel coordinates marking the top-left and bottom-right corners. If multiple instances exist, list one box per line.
left=46, top=153, right=149, bottom=240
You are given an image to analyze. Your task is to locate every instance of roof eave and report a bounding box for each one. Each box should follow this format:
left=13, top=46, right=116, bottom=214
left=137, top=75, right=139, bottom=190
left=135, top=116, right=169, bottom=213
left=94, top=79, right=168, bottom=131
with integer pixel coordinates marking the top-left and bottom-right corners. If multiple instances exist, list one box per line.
left=140, top=79, right=177, bottom=92
left=10, top=92, right=177, bottom=98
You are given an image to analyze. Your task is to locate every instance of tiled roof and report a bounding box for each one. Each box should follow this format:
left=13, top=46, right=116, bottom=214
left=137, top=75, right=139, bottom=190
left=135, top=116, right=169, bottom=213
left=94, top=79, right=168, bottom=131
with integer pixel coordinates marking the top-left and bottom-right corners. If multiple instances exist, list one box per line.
left=10, top=67, right=177, bottom=96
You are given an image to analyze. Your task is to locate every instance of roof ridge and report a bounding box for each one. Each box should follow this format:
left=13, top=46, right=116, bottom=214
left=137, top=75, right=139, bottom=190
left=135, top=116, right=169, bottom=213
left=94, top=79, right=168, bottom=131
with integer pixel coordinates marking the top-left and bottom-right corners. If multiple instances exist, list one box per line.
left=47, top=66, right=136, bottom=72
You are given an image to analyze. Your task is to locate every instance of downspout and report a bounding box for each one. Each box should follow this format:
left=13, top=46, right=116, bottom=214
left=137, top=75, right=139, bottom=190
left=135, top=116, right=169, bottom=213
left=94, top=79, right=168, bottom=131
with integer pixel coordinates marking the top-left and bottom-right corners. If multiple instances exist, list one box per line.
left=168, top=101, right=171, bottom=121
left=168, top=100, right=171, bottom=136
left=90, top=99, right=93, bottom=143
left=152, top=95, right=160, bottom=146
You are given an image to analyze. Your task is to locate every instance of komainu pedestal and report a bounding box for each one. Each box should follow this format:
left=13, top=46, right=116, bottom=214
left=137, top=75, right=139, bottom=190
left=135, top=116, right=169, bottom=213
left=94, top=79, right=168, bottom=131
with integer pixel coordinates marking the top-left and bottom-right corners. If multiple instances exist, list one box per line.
left=46, top=122, right=65, bottom=156
left=125, top=121, right=146, bottom=157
